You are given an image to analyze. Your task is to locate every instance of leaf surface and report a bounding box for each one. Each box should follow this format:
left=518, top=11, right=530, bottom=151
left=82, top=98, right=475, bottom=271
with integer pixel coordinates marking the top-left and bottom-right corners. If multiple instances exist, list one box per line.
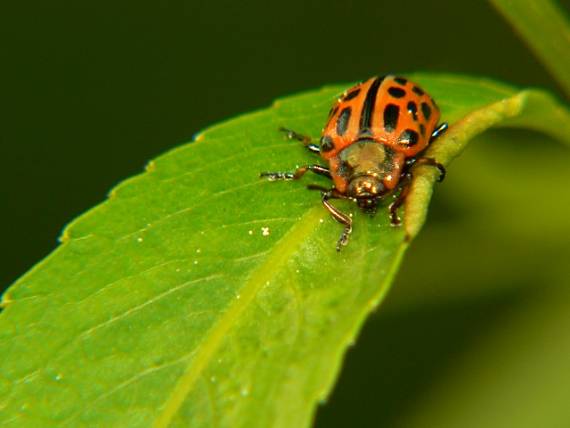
left=1, top=74, right=568, bottom=427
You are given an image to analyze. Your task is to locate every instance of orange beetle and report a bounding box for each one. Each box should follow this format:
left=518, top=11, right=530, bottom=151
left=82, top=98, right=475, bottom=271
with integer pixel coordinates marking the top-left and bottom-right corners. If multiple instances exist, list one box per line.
left=261, top=75, right=448, bottom=250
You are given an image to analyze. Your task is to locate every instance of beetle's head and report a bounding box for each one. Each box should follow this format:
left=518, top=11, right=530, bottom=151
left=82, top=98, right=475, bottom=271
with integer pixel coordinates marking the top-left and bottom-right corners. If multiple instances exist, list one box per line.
left=347, top=175, right=385, bottom=213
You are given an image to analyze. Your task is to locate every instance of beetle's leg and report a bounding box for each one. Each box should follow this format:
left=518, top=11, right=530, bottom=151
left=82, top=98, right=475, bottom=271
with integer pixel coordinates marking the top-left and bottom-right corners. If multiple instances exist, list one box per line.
left=279, top=127, right=320, bottom=154
left=416, top=157, right=446, bottom=182
left=393, top=154, right=447, bottom=226
left=321, top=189, right=352, bottom=251
left=389, top=172, right=412, bottom=226
left=260, top=164, right=331, bottom=181
left=430, top=122, right=448, bottom=143
left=405, top=157, right=446, bottom=182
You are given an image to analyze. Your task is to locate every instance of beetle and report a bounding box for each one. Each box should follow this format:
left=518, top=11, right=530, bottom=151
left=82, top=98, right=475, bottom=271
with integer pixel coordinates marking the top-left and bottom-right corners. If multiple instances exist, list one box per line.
left=261, top=75, right=448, bottom=251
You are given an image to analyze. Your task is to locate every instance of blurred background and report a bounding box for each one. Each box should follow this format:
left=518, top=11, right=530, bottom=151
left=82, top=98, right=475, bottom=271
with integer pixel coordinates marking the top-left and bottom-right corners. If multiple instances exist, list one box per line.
left=2, top=1, right=569, bottom=427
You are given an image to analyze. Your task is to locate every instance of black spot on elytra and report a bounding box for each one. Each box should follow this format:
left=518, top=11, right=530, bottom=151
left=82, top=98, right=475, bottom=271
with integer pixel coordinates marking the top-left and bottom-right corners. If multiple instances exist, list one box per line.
left=407, top=101, right=418, bottom=121
left=320, top=135, right=334, bottom=152
left=388, top=87, right=406, bottom=98
left=383, top=104, right=399, bottom=132
left=359, top=76, right=384, bottom=134
left=343, top=88, right=361, bottom=101
left=394, top=77, right=408, bottom=85
left=421, top=102, right=432, bottom=120
left=337, top=107, right=351, bottom=136
left=398, top=129, right=419, bottom=147
left=412, top=86, right=425, bottom=96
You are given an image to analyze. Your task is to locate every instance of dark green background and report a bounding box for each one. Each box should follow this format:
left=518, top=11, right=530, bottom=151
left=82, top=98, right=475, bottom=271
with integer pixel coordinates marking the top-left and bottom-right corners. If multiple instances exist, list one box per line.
left=2, top=1, right=568, bottom=426
left=3, top=0, right=561, bottom=289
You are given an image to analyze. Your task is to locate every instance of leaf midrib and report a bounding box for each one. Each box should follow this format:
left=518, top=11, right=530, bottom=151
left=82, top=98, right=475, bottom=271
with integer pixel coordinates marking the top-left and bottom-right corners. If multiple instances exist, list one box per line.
left=152, top=206, right=324, bottom=427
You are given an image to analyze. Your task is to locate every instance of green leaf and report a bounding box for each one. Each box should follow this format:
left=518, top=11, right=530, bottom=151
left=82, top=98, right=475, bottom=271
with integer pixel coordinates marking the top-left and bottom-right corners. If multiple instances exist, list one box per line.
left=490, top=0, right=570, bottom=98
left=1, top=74, right=569, bottom=427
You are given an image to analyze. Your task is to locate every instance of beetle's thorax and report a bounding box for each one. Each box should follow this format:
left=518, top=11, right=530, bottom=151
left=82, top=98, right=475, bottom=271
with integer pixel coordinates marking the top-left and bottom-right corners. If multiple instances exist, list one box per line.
left=335, top=140, right=397, bottom=198
left=341, top=140, right=388, bottom=172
